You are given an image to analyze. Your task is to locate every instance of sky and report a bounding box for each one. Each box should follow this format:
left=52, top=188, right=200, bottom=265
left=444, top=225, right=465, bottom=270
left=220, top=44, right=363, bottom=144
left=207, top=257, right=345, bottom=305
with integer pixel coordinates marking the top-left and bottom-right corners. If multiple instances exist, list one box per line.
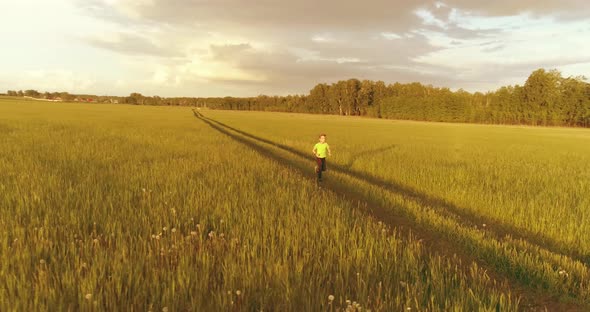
left=1, top=0, right=589, bottom=97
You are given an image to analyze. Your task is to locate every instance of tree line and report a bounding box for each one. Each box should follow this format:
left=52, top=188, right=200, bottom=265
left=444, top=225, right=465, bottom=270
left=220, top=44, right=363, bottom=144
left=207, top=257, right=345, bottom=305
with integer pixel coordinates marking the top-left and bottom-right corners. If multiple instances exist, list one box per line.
left=6, top=68, right=590, bottom=127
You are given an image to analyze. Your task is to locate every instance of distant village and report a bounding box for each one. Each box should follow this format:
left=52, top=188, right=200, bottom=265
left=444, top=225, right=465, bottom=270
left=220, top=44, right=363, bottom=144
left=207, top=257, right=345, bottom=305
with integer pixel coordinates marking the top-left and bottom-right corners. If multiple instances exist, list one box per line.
left=5, top=90, right=121, bottom=103
left=3, top=89, right=210, bottom=106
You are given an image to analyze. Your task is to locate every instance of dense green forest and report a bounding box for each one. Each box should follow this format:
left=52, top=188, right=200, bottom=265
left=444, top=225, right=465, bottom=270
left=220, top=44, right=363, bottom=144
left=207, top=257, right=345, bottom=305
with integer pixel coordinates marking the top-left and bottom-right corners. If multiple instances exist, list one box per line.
left=6, top=68, right=590, bottom=127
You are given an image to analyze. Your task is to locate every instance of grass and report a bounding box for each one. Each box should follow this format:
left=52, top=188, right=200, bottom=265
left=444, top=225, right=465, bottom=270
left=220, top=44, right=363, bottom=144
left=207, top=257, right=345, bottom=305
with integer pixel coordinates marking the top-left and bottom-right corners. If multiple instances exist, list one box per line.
left=198, top=109, right=590, bottom=308
left=204, top=109, right=590, bottom=259
left=0, top=99, right=520, bottom=311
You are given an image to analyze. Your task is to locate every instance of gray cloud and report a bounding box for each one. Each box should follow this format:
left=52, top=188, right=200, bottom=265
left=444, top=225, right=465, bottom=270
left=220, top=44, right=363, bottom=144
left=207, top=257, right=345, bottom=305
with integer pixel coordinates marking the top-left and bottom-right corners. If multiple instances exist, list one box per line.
left=99, top=0, right=422, bottom=32
left=80, top=0, right=590, bottom=30
left=74, top=0, right=590, bottom=95
left=200, top=40, right=461, bottom=95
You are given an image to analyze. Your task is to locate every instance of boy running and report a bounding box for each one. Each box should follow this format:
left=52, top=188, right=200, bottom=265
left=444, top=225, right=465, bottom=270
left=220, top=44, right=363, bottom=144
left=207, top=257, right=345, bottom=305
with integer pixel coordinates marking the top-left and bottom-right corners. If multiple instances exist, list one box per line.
left=312, top=134, right=331, bottom=182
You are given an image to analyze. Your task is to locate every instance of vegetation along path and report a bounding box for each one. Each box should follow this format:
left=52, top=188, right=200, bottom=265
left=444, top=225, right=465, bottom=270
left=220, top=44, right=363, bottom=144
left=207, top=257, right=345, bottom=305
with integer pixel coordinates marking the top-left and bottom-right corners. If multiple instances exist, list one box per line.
left=194, top=110, right=590, bottom=311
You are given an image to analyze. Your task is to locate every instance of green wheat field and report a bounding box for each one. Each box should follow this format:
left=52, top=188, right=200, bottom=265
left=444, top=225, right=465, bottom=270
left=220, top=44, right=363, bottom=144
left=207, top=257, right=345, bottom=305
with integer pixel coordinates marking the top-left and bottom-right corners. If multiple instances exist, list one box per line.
left=1, top=97, right=589, bottom=311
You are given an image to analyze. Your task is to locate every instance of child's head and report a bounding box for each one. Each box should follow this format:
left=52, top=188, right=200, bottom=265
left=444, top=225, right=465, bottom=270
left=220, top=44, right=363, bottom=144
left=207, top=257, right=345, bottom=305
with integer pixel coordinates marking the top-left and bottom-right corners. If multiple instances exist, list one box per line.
left=319, top=134, right=326, bottom=143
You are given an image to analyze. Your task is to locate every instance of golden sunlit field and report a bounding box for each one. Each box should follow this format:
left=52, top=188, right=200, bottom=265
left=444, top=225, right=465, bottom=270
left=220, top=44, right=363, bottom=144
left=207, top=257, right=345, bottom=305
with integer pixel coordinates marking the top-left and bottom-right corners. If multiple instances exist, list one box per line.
left=1, top=97, right=589, bottom=311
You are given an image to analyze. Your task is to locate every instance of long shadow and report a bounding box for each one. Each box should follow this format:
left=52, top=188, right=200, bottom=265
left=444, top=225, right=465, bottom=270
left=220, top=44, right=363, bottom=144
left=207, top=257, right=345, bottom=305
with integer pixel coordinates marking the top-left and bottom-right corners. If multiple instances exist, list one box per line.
left=342, top=145, right=397, bottom=170
left=196, top=110, right=589, bottom=266
left=193, top=111, right=586, bottom=310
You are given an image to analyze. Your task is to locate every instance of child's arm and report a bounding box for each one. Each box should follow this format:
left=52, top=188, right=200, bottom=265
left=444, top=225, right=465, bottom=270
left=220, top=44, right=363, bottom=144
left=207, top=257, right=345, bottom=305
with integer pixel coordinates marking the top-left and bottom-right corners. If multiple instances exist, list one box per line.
left=327, top=145, right=332, bottom=156
left=312, top=146, right=317, bottom=156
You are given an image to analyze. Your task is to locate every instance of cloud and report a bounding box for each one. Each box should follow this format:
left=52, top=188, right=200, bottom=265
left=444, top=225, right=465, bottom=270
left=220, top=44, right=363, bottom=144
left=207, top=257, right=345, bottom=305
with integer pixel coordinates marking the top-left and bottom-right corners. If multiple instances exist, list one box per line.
left=85, top=0, right=422, bottom=32
left=442, top=0, right=590, bottom=18
left=83, top=31, right=182, bottom=57
left=144, top=39, right=463, bottom=96
left=65, top=0, right=590, bottom=95
left=4, top=69, right=97, bottom=92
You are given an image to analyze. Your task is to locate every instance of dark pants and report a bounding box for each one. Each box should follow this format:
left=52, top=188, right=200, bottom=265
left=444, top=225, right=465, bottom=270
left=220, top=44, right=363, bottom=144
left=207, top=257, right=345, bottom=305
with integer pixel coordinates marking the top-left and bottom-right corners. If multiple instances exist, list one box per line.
left=316, top=157, right=326, bottom=180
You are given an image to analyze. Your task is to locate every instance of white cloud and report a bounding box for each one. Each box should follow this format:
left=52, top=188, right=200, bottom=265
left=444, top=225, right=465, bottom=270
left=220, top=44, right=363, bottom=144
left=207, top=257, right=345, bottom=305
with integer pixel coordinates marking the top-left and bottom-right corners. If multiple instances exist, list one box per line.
left=8, top=70, right=97, bottom=92
left=381, top=32, right=403, bottom=40
left=312, top=34, right=338, bottom=43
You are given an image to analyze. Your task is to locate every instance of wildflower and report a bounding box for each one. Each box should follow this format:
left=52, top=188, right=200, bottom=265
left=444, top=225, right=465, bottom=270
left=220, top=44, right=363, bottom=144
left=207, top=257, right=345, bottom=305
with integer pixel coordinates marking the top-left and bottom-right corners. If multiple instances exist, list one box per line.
left=142, top=188, right=146, bottom=192
left=482, top=223, right=487, bottom=227
left=163, top=227, right=167, bottom=231
left=407, top=307, right=412, bottom=310
left=328, top=295, right=335, bottom=301
left=236, top=290, right=241, bottom=296
left=152, top=234, right=156, bottom=239
left=162, top=307, right=168, bottom=312
left=171, top=228, right=176, bottom=233
left=190, top=231, right=198, bottom=236
left=85, top=293, right=92, bottom=300
left=346, top=299, right=351, bottom=305
left=208, top=231, right=215, bottom=238
left=40, top=259, right=46, bottom=265
left=93, top=239, right=99, bottom=244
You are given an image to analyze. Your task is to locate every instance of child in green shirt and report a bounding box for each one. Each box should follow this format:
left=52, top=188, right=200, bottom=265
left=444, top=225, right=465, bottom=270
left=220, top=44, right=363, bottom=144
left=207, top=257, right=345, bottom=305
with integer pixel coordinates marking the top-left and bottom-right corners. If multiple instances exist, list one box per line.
left=312, top=134, right=331, bottom=182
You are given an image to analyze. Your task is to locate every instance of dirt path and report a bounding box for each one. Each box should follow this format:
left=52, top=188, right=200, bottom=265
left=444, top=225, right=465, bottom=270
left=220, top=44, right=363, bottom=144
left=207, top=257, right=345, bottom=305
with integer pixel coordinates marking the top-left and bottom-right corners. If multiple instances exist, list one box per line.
left=194, top=110, right=586, bottom=311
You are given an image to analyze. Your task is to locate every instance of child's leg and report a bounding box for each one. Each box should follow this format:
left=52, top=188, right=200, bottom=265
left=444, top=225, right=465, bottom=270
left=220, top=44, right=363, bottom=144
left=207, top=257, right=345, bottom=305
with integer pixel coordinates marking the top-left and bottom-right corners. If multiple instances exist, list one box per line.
left=316, top=157, right=323, bottom=180
left=321, top=158, right=327, bottom=171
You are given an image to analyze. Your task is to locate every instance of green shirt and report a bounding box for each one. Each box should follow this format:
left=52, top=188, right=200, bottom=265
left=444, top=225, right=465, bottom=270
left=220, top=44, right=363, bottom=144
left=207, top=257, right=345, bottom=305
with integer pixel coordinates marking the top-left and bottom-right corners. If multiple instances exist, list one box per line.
left=314, top=142, right=329, bottom=158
